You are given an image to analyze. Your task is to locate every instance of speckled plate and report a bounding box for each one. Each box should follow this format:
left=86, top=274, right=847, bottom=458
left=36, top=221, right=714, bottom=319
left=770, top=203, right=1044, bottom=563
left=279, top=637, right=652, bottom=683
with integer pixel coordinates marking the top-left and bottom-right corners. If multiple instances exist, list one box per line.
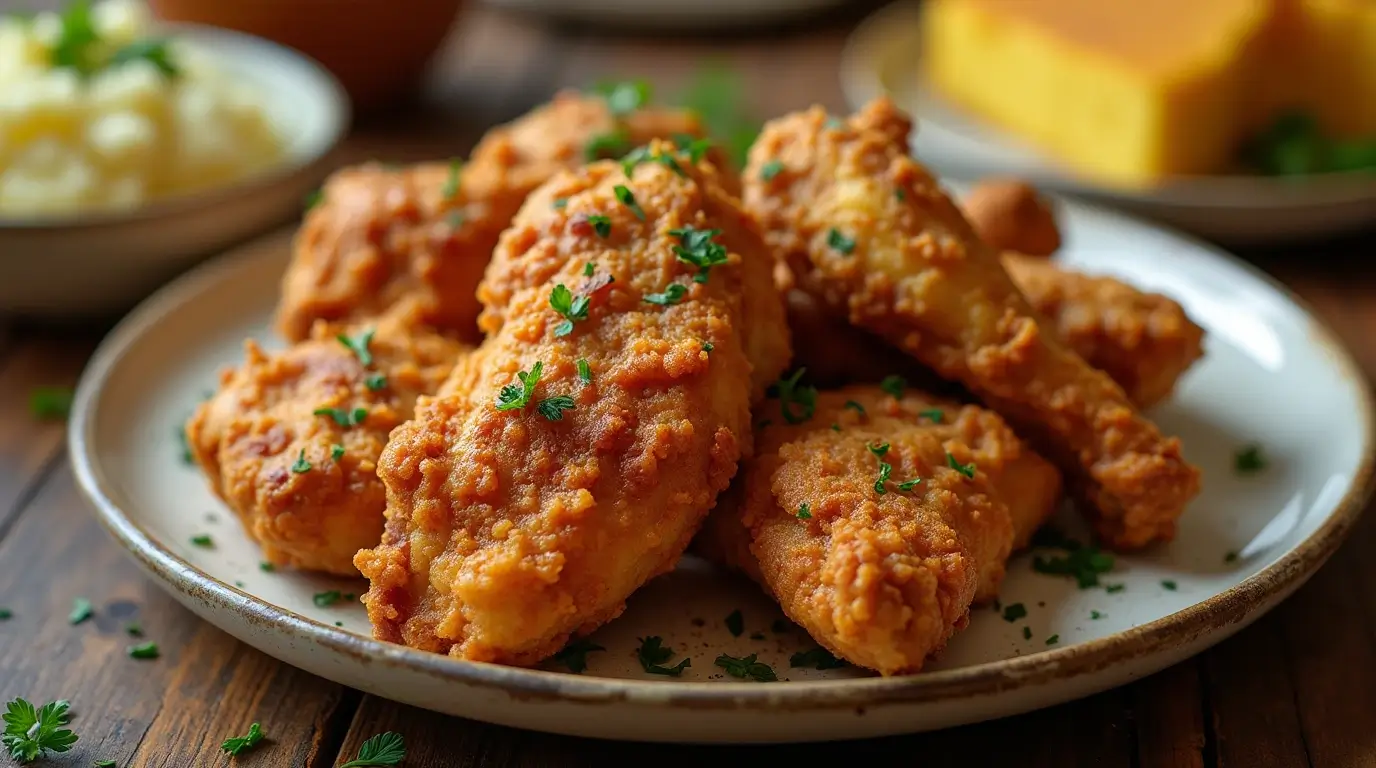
left=70, top=190, right=1374, bottom=743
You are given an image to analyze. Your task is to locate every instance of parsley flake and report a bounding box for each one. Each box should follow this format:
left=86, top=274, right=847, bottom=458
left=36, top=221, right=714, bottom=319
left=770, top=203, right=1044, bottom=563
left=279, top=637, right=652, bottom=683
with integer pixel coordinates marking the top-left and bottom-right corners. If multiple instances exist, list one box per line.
left=128, top=642, right=159, bottom=659
left=759, top=159, right=784, bottom=181
left=636, top=636, right=691, bottom=676
left=536, top=395, right=576, bottom=421
left=49, top=1, right=100, bottom=75
left=897, top=478, right=921, bottom=491
left=94, top=760, right=116, bottom=767
left=440, top=158, right=462, bottom=199
left=583, top=261, right=595, bottom=277
left=673, top=134, right=713, bottom=162
left=830, top=423, right=841, bottom=431
left=585, top=129, right=632, bottom=161
left=843, top=400, right=866, bottom=417
left=946, top=452, right=976, bottom=478
left=29, top=386, right=74, bottom=420
left=724, top=609, right=745, bottom=637
left=259, top=562, right=275, bottom=573
left=336, top=329, right=375, bottom=366
left=1106, top=583, right=1126, bottom=594
left=549, top=284, right=591, bottom=337
left=551, top=638, right=605, bottom=674
left=313, top=591, right=344, bottom=607
left=868, top=442, right=890, bottom=457
left=314, top=406, right=368, bottom=428
left=669, top=226, right=729, bottom=283
left=586, top=214, right=612, bottom=238
left=1091, top=610, right=1105, bottom=620
left=716, top=653, right=777, bottom=682
left=108, top=37, right=179, bottom=78
left=796, top=503, right=812, bottom=520
left=917, top=408, right=944, bottom=423
left=613, top=184, right=646, bottom=220
left=553, top=197, right=568, bottom=209
left=340, top=731, right=406, bottom=767
left=702, top=342, right=714, bottom=353
left=594, top=79, right=651, bottom=116
left=365, top=373, right=387, bottom=391
left=576, top=359, right=592, bottom=384
left=1225, top=551, right=1239, bottom=563
left=331, top=444, right=346, bottom=461
left=896, top=188, right=907, bottom=201
left=827, top=228, right=856, bottom=255
left=2, top=697, right=78, bottom=763
left=790, top=647, right=847, bottom=670
left=220, top=722, right=264, bottom=757
left=69, top=598, right=92, bottom=625
left=621, top=145, right=685, bottom=177
left=1031, top=541, right=1115, bottom=589
left=190, top=534, right=212, bottom=548
left=644, top=284, right=689, bottom=306
left=496, top=362, right=544, bottom=411
left=303, top=188, right=323, bottom=210
left=874, top=462, right=893, bottom=495
left=1045, top=635, right=1060, bottom=646
left=1002, top=603, right=1027, bottom=622
left=879, top=375, right=906, bottom=399
left=1162, top=580, right=1178, bottom=591
left=0, top=609, right=10, bottom=620
left=125, top=622, right=142, bottom=637
left=1235, top=444, right=1266, bottom=474
left=291, top=450, right=312, bottom=473
left=1022, top=626, right=1032, bottom=640
left=770, top=368, right=817, bottom=424
left=447, top=211, right=465, bottom=229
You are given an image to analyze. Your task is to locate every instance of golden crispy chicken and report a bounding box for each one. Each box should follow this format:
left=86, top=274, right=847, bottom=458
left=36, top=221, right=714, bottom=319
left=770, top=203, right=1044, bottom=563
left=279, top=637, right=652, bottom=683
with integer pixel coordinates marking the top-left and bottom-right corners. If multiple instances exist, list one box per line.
left=277, top=91, right=717, bottom=343
left=743, top=98, right=1200, bottom=549
left=354, top=144, right=789, bottom=664
left=961, top=178, right=1062, bottom=257
left=187, top=307, right=469, bottom=575
left=697, top=387, right=1056, bottom=675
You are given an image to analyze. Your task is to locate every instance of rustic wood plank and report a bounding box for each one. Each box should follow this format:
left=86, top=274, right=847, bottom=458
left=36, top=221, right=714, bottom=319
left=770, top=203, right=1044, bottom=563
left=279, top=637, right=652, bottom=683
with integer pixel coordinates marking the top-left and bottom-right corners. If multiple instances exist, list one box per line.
left=1204, top=613, right=1312, bottom=768
left=0, top=462, right=355, bottom=768
left=1134, top=661, right=1207, bottom=768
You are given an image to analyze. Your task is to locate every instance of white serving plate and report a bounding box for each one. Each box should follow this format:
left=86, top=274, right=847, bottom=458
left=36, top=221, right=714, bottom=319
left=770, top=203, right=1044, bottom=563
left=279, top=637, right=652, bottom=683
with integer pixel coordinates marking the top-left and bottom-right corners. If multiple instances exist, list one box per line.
left=840, top=2, right=1376, bottom=244
left=0, top=23, right=348, bottom=318
left=71, top=191, right=1373, bottom=743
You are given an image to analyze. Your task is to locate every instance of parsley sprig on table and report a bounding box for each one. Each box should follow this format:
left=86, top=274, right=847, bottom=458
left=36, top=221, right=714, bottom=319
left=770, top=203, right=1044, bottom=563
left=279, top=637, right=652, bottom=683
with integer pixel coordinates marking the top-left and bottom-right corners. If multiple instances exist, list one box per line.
left=340, top=731, right=406, bottom=767
left=220, top=722, right=264, bottom=757
left=636, top=636, right=691, bottom=676
left=669, top=226, right=729, bottom=283
left=3, top=698, right=78, bottom=763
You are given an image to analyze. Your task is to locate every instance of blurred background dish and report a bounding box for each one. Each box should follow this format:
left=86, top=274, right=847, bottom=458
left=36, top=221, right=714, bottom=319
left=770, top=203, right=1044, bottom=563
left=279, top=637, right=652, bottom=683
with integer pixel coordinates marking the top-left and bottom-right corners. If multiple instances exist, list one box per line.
left=841, top=2, right=1376, bottom=244
left=0, top=4, right=347, bottom=318
left=482, top=0, right=845, bottom=30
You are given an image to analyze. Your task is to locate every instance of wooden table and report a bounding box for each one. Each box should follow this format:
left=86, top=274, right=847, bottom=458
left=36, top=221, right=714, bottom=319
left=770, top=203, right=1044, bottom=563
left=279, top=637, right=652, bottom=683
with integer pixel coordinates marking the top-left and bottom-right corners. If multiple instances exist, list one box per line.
left=4, top=5, right=1376, bottom=766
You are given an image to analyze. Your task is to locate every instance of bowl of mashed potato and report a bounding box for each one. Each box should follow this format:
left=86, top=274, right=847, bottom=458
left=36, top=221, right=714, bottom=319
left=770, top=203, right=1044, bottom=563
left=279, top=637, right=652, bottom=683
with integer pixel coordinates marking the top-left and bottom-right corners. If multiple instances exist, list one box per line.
left=0, top=0, right=348, bottom=316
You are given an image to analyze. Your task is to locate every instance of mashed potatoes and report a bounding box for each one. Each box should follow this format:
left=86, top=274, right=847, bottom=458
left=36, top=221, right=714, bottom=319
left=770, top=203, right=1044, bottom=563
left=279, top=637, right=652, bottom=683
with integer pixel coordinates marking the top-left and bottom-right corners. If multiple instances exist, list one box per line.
left=0, top=0, right=285, bottom=216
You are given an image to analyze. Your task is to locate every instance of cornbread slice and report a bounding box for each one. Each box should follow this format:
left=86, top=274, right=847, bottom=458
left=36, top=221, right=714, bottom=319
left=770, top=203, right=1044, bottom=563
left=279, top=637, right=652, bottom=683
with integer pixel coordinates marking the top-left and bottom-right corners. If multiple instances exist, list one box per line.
left=924, top=0, right=1273, bottom=185
left=1250, top=0, right=1376, bottom=138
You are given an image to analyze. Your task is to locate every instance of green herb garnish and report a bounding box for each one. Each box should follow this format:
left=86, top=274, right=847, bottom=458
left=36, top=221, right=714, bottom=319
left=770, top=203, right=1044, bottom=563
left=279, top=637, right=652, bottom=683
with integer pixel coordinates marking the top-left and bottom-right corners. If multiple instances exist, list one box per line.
left=259, top=562, right=275, bottom=573
left=365, top=373, right=387, bottom=391
left=896, top=478, right=921, bottom=491
left=127, top=642, right=159, bottom=659
left=29, top=387, right=74, bottom=420
left=124, top=622, right=142, bottom=637
left=613, top=184, right=646, bottom=220
left=715, top=653, right=776, bottom=682
left=644, top=284, right=688, bottom=306
left=495, top=362, right=543, bottom=411
left=553, top=197, right=568, bottom=209
left=549, top=284, right=591, bottom=337
left=1045, top=635, right=1059, bottom=646
left=583, top=261, right=596, bottom=276
left=314, top=406, right=368, bottom=428
left=109, top=38, right=178, bottom=78
left=673, top=134, right=713, bottom=163
left=1001, top=603, right=1027, bottom=622
left=585, top=214, right=612, bottom=238
left=1106, top=583, right=1126, bottom=594
left=336, top=328, right=375, bottom=366
left=621, top=145, right=685, bottom=177
left=1234, top=444, right=1266, bottom=474
left=440, top=158, right=462, bottom=199
left=2, top=698, right=78, bottom=762
left=585, top=130, right=632, bottom=161
left=576, top=359, right=592, bottom=384
left=49, top=0, right=100, bottom=76
left=770, top=368, right=817, bottom=424
left=759, top=159, right=784, bottom=181
left=790, top=647, right=847, bottom=670
left=1224, top=551, right=1239, bottom=563
left=190, top=534, right=212, bottom=548
left=1032, top=544, right=1114, bottom=589
left=304, top=188, right=323, bottom=211
left=551, top=638, right=605, bottom=674
left=669, top=226, right=729, bottom=283
left=340, top=731, right=406, bottom=767
left=291, top=450, right=311, bottom=473
left=313, top=591, right=345, bottom=607
left=636, top=636, right=691, bottom=676
left=1091, top=610, right=1105, bottom=620
left=68, top=598, right=92, bottom=625
left=220, top=722, right=264, bottom=757
left=536, top=395, right=576, bottom=421
left=827, top=228, right=856, bottom=255
left=879, top=375, right=906, bottom=399
left=1022, top=626, right=1032, bottom=640
left=843, top=400, right=866, bottom=417
left=1161, top=580, right=1178, bottom=591
left=917, top=409, right=943, bottom=423
left=796, top=503, right=812, bottom=520
left=702, top=342, right=714, bottom=353
left=946, top=452, right=976, bottom=478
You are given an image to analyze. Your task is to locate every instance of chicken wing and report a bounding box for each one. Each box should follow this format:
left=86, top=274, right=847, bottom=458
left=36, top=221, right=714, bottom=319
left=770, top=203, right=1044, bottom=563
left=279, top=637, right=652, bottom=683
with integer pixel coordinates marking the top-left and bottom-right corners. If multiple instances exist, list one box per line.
left=187, top=306, right=469, bottom=574
left=743, top=98, right=1200, bottom=549
left=354, top=143, right=788, bottom=664
left=277, top=91, right=716, bottom=343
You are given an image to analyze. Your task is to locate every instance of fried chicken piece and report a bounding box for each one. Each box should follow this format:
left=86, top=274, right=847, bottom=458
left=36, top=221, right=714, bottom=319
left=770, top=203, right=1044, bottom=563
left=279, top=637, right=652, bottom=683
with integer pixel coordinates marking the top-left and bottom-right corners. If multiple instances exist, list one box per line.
left=743, top=98, right=1200, bottom=549
left=962, top=178, right=1061, bottom=257
left=187, top=307, right=469, bottom=575
left=277, top=91, right=717, bottom=343
left=699, top=387, right=1037, bottom=675
left=354, top=144, right=787, bottom=664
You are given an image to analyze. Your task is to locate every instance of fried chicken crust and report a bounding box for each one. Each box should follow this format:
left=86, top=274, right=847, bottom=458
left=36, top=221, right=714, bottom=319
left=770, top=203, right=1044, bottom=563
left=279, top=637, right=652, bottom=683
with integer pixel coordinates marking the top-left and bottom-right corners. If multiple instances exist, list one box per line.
left=354, top=145, right=785, bottom=664
left=276, top=91, right=716, bottom=343
left=186, top=308, right=469, bottom=575
left=743, top=98, right=1200, bottom=549
left=698, top=387, right=1036, bottom=675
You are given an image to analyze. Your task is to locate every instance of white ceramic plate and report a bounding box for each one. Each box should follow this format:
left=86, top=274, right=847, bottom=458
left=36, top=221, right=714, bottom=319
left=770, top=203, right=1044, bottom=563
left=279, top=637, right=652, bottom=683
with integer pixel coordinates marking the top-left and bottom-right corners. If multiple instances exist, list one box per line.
left=71, top=192, right=1374, bottom=743
left=840, top=2, right=1376, bottom=244
left=0, top=23, right=348, bottom=318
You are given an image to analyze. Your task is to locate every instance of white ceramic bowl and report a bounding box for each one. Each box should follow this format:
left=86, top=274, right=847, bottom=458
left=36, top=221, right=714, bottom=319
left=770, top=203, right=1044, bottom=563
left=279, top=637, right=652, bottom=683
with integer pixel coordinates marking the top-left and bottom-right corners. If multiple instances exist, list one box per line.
left=0, top=23, right=348, bottom=318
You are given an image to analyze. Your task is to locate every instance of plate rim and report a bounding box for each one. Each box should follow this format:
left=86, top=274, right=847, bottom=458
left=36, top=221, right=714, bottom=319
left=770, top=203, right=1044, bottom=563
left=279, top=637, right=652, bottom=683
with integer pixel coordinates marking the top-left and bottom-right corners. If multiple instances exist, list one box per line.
left=70, top=203, right=1376, bottom=713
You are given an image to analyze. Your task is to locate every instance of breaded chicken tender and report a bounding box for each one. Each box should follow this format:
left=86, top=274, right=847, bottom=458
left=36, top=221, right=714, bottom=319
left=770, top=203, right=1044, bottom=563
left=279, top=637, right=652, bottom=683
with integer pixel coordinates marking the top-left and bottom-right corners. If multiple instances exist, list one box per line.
left=277, top=91, right=716, bottom=343
left=743, top=98, right=1200, bottom=549
left=961, top=178, right=1061, bottom=257
left=187, top=307, right=469, bottom=574
left=698, top=388, right=1039, bottom=675
left=354, top=143, right=788, bottom=664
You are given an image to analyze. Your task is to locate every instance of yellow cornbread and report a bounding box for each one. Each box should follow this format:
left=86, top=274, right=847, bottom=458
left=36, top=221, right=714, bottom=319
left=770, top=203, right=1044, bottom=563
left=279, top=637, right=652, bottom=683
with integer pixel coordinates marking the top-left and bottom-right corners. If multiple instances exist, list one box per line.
left=922, top=0, right=1367, bottom=185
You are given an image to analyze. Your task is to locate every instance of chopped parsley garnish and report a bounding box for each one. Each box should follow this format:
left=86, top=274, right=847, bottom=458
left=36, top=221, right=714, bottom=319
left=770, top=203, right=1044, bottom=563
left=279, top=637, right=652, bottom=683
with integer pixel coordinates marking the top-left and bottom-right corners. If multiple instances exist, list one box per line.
left=644, top=284, right=689, bottom=306
left=613, top=184, right=646, bottom=220
left=585, top=214, right=612, bottom=238
left=669, top=226, right=729, bottom=283
left=336, top=328, right=375, bottom=366
left=1031, top=542, right=1115, bottom=589
left=897, top=478, right=921, bottom=491
left=177, top=424, right=194, bottom=465
left=340, top=731, right=406, bottom=767
left=68, top=598, right=92, bottom=625
left=313, top=591, right=345, bottom=607
left=1161, top=580, right=1178, bottom=591
left=830, top=423, right=841, bottom=432
left=0, top=609, right=10, bottom=620
left=1045, top=635, right=1059, bottom=646
left=1243, top=111, right=1376, bottom=175
left=304, top=188, right=323, bottom=210
left=553, top=197, right=568, bottom=209
left=594, top=79, right=651, bottom=116
left=551, top=638, right=605, bottom=674
left=331, top=444, right=346, bottom=461
left=110, top=38, right=179, bottom=78
left=549, top=284, right=591, bottom=337
left=621, top=145, right=685, bottom=177
left=702, top=342, right=714, bottom=353
left=1106, top=583, right=1126, bottom=594
left=827, top=228, right=856, bottom=255
left=1225, top=551, right=1239, bottom=563
left=365, top=373, right=387, bottom=391
left=895, top=188, right=907, bottom=201
left=291, top=450, right=312, bottom=473
left=946, top=452, right=976, bottom=478
left=314, top=406, right=368, bottom=428
left=715, top=653, right=777, bottom=682
left=94, top=760, right=116, bottom=768
left=259, top=562, right=275, bottom=572
left=873, top=461, right=893, bottom=495
left=796, top=503, right=812, bottom=520
left=879, top=375, right=906, bottom=399
left=824, top=116, right=844, bottom=130
left=672, top=133, right=713, bottom=163
left=49, top=0, right=99, bottom=75
left=770, top=368, right=817, bottom=424
left=759, top=159, right=784, bottom=181
left=496, top=362, right=544, bottom=411
left=1022, top=626, right=1032, bottom=640
left=2, top=697, right=78, bottom=762
left=220, top=722, right=264, bottom=757
left=1091, top=610, right=1105, bottom=620
left=724, top=610, right=744, bottom=637
left=583, top=261, right=595, bottom=277
left=447, top=211, right=465, bottom=229
left=844, top=400, right=866, bottom=416
left=868, top=442, right=890, bottom=457
left=1234, top=444, right=1266, bottom=474
left=576, top=359, right=592, bottom=384
left=441, top=158, right=463, bottom=199
left=917, top=409, right=944, bottom=423
left=636, top=636, right=691, bottom=676
left=190, top=534, right=213, bottom=548
left=790, top=647, right=847, bottom=670
left=1001, top=603, right=1027, bottom=622
left=128, top=642, right=159, bottom=659
left=585, top=129, right=632, bottom=161
left=536, top=395, right=576, bottom=421
left=29, top=387, right=74, bottom=420
left=125, top=622, right=142, bottom=637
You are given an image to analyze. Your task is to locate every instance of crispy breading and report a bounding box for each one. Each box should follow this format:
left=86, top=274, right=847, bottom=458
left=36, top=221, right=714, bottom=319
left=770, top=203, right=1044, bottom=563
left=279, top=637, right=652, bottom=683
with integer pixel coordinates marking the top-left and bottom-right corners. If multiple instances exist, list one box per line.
left=187, top=307, right=469, bottom=575
left=742, top=98, right=1200, bottom=549
left=276, top=91, right=717, bottom=343
left=961, top=178, right=1062, bottom=257
left=354, top=144, right=788, bottom=664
